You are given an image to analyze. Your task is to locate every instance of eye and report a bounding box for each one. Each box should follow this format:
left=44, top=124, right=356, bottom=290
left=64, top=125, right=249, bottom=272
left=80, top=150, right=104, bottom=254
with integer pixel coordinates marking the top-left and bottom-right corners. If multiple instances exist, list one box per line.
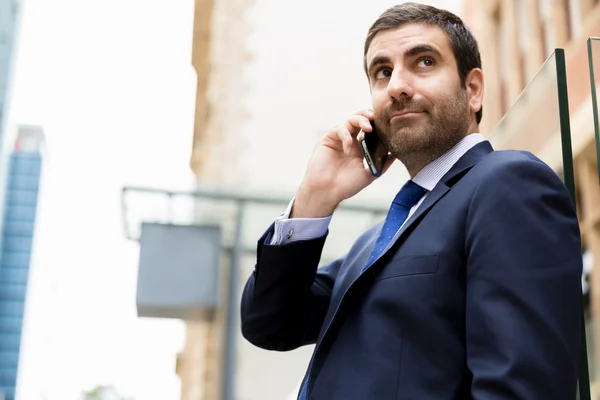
left=417, top=57, right=435, bottom=68
left=374, top=68, right=392, bottom=80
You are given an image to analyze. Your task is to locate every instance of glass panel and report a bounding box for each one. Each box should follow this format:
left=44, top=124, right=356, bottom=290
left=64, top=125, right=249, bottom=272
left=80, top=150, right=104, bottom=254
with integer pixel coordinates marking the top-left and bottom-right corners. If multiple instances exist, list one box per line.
left=0, top=352, right=19, bottom=370
left=588, top=38, right=600, bottom=184
left=584, top=37, right=600, bottom=400
left=0, top=316, right=22, bottom=334
left=489, top=52, right=566, bottom=172
left=0, top=268, right=28, bottom=285
left=0, top=284, right=26, bottom=302
left=490, top=49, right=590, bottom=400
left=0, top=300, right=24, bottom=317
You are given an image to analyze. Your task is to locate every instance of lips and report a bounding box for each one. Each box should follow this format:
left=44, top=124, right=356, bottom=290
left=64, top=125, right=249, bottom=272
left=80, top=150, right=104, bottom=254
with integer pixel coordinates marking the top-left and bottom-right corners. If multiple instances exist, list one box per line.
left=390, top=111, right=423, bottom=119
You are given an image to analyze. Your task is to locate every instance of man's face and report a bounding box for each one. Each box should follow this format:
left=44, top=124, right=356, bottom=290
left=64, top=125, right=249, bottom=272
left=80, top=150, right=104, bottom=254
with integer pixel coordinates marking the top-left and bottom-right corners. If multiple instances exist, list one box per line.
left=365, top=23, right=471, bottom=166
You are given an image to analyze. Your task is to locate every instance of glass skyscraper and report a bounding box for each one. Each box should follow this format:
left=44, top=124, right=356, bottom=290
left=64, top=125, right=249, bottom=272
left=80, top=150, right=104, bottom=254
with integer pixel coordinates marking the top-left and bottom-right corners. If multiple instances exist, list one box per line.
left=0, top=126, right=43, bottom=400
left=0, top=1, right=25, bottom=400
left=0, top=1, right=25, bottom=399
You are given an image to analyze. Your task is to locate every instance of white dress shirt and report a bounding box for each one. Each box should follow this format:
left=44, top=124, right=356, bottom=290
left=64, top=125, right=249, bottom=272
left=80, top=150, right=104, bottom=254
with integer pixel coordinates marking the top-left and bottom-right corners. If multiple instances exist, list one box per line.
left=270, top=133, right=485, bottom=245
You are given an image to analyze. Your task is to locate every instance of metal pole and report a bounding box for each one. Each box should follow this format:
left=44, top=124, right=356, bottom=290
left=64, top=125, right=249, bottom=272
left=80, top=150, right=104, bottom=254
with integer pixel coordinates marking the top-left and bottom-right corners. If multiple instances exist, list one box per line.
left=222, top=200, right=245, bottom=400
left=120, top=188, right=133, bottom=241
left=555, top=48, right=591, bottom=400
left=166, top=192, right=174, bottom=224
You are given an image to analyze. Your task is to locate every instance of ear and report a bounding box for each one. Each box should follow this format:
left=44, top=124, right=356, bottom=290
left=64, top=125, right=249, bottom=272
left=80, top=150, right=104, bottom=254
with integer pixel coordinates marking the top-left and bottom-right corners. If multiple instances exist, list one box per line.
left=465, top=68, right=484, bottom=117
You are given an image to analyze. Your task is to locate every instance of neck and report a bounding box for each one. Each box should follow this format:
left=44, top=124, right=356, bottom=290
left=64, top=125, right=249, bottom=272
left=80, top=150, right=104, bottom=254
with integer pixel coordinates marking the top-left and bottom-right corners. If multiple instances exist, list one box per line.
left=405, top=129, right=479, bottom=178
left=405, top=154, right=438, bottom=178
left=402, top=119, right=480, bottom=178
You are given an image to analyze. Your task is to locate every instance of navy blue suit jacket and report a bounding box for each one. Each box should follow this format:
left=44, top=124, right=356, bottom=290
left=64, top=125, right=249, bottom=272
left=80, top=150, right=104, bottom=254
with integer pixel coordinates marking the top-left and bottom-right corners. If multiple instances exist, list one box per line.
left=241, top=141, right=582, bottom=399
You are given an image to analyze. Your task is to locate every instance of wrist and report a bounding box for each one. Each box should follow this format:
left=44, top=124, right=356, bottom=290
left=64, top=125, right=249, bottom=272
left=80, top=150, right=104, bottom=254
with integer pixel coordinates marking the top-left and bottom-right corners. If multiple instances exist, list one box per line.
left=291, top=184, right=339, bottom=219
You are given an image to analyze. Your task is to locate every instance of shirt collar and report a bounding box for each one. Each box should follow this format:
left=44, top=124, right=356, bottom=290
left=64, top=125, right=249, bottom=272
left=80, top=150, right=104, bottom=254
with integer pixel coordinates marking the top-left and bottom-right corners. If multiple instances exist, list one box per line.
left=412, top=133, right=485, bottom=191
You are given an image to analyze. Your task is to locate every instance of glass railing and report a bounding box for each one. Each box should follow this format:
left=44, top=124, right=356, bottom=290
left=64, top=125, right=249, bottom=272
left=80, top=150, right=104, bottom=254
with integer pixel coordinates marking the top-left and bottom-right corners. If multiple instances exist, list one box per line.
left=490, top=49, right=589, bottom=400
left=588, top=38, right=600, bottom=184
left=489, top=51, right=574, bottom=185
left=584, top=37, right=600, bottom=400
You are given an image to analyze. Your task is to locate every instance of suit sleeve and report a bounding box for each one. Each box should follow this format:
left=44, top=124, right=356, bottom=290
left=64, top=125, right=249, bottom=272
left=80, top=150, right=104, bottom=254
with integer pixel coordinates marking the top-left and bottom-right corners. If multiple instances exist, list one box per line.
left=465, top=154, right=582, bottom=400
left=271, top=198, right=333, bottom=245
left=240, top=224, right=343, bottom=351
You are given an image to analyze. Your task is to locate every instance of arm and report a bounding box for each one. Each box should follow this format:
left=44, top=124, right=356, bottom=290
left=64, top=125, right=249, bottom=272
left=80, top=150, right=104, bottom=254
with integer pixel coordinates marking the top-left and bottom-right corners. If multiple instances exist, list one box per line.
left=240, top=109, right=394, bottom=351
left=466, top=154, right=582, bottom=399
left=241, top=225, right=344, bottom=351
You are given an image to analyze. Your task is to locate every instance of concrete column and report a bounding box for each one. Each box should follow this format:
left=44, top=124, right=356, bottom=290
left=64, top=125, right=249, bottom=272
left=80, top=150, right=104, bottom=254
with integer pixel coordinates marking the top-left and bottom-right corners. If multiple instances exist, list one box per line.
left=480, top=0, right=504, bottom=134
left=552, top=0, right=570, bottom=47
left=502, top=0, right=524, bottom=102
left=580, top=0, right=596, bottom=17
left=177, top=322, right=210, bottom=400
left=525, top=0, right=546, bottom=79
left=202, top=321, right=223, bottom=400
left=190, top=0, right=217, bottom=178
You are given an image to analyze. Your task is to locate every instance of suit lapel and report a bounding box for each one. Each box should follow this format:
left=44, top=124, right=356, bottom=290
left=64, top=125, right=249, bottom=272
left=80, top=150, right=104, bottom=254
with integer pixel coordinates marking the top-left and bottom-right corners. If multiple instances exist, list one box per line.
left=318, top=181, right=452, bottom=346
left=361, top=182, right=450, bottom=272
left=359, top=140, right=494, bottom=276
left=309, top=141, right=494, bottom=385
left=332, top=177, right=453, bottom=296
left=331, top=141, right=495, bottom=308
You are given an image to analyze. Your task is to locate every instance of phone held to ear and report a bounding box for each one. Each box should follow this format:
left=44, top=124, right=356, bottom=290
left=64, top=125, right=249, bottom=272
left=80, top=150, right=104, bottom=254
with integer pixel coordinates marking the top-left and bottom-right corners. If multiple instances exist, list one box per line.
left=360, top=120, right=389, bottom=177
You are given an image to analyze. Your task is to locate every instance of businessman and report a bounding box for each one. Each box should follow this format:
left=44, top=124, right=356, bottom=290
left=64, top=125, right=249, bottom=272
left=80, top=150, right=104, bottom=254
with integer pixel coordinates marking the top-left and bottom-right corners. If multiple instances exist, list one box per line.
left=240, top=3, right=582, bottom=399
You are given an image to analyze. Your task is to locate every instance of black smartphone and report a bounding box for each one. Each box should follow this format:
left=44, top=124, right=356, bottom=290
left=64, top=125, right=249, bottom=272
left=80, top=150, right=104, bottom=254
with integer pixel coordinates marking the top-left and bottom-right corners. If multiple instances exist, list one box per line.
left=360, top=121, right=388, bottom=177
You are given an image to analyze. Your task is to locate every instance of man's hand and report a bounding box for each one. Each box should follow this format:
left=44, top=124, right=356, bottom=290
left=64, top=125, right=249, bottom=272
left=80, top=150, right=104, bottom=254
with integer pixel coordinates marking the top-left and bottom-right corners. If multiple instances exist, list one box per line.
left=291, top=110, right=395, bottom=218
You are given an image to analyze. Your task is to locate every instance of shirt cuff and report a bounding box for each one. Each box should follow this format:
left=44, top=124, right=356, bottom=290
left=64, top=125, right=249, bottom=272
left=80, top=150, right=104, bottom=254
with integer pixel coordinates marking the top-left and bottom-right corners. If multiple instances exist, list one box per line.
left=269, top=198, right=332, bottom=245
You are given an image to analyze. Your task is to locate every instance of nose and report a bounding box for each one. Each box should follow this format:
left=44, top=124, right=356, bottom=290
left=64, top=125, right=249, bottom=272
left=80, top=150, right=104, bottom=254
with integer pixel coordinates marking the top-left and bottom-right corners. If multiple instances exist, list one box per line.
left=386, top=69, right=414, bottom=100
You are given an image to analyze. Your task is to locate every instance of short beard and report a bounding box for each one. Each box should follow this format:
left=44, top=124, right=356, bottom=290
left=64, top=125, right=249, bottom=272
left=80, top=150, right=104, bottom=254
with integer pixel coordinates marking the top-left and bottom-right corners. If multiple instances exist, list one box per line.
left=376, top=88, right=471, bottom=175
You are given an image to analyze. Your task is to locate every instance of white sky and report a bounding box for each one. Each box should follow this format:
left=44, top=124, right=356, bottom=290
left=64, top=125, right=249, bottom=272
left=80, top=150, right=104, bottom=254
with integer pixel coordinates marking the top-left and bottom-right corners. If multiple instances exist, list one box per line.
left=6, top=0, right=462, bottom=399
left=10, top=1, right=196, bottom=399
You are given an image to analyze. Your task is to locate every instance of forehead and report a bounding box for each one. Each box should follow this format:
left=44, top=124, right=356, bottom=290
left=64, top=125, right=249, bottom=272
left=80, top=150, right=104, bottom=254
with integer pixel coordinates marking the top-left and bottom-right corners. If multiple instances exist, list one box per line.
left=366, top=23, right=452, bottom=62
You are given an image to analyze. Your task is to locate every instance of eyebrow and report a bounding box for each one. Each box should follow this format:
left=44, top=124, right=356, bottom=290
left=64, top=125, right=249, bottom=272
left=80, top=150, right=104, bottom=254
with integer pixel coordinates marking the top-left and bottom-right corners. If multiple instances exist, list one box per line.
left=404, top=44, right=442, bottom=59
left=367, top=45, right=442, bottom=74
left=367, top=55, right=391, bottom=75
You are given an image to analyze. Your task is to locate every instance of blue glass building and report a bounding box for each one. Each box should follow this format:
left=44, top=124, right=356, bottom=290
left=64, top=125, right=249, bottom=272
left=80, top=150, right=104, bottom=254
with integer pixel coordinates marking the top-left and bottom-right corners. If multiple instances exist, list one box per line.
left=0, top=127, right=43, bottom=400
left=0, top=1, right=26, bottom=399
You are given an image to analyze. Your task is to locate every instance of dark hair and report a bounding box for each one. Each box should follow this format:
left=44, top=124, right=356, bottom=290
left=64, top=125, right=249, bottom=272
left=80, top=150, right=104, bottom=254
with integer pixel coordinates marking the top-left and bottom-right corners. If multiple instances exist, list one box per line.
left=364, top=3, right=483, bottom=124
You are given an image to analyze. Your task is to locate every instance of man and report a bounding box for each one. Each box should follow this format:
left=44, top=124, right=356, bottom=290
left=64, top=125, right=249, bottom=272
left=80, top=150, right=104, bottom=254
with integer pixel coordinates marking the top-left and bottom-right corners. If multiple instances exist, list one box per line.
left=240, top=3, right=582, bottom=399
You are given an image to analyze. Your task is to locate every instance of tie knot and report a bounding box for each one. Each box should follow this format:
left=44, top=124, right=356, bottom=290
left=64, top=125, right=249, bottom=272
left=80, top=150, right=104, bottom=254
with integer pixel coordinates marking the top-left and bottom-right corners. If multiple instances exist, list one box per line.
left=392, top=180, right=427, bottom=209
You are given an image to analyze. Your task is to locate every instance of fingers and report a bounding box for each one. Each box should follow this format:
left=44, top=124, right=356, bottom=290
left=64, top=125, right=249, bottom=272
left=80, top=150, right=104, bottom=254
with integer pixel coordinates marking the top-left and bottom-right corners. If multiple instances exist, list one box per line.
left=346, top=114, right=372, bottom=136
left=324, top=109, right=375, bottom=154
left=336, top=127, right=354, bottom=154
left=354, top=108, right=374, bottom=119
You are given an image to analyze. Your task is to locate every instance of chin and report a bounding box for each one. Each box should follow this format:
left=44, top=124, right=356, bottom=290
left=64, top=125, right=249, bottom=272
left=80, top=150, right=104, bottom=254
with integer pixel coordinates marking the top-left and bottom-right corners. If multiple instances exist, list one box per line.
left=386, top=128, right=435, bottom=155
left=390, top=125, right=427, bottom=142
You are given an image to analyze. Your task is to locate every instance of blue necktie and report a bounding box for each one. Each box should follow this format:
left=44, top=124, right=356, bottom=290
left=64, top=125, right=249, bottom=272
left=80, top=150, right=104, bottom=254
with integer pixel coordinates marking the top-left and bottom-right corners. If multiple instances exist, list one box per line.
left=298, top=181, right=426, bottom=400
left=364, top=180, right=427, bottom=269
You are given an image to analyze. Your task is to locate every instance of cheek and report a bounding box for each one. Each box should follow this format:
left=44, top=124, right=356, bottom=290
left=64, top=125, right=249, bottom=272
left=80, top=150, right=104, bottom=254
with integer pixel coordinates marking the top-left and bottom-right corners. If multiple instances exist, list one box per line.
left=371, top=90, right=389, bottom=117
left=418, top=78, right=460, bottom=104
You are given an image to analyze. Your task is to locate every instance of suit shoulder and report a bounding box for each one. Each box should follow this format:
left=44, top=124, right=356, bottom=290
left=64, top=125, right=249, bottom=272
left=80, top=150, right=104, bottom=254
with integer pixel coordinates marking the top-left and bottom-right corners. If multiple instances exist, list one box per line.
left=474, top=149, right=559, bottom=181
left=464, top=148, right=571, bottom=202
